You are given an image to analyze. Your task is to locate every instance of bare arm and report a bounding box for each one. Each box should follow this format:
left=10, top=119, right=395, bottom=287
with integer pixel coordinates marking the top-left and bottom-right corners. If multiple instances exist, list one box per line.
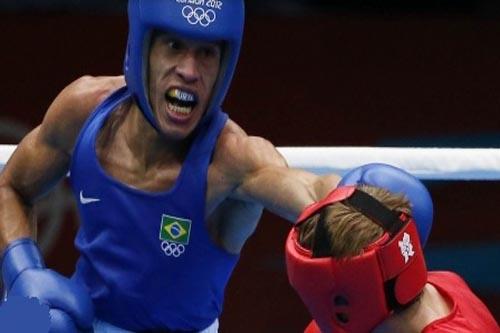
left=236, top=165, right=340, bottom=221
left=221, top=129, right=340, bottom=222
left=0, top=75, right=125, bottom=251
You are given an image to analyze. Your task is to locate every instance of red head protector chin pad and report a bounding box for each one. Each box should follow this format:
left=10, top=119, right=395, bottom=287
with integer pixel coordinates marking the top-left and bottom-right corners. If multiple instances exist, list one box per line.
left=285, top=186, right=427, bottom=333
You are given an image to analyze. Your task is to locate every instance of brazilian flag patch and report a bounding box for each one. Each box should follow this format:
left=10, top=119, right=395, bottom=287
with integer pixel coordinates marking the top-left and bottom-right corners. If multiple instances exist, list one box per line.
left=159, top=215, right=192, bottom=245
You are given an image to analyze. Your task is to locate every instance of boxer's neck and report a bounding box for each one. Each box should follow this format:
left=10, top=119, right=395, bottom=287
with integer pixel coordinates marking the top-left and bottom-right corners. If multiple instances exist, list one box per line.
left=373, top=283, right=453, bottom=333
left=119, top=103, right=192, bottom=168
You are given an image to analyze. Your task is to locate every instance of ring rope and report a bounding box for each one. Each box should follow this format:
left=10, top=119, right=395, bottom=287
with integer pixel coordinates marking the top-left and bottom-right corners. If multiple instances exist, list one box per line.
left=2, top=144, right=500, bottom=180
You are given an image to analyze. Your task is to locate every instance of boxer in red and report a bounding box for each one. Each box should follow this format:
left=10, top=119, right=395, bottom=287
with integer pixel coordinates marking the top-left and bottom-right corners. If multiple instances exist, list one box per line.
left=286, top=164, right=499, bottom=333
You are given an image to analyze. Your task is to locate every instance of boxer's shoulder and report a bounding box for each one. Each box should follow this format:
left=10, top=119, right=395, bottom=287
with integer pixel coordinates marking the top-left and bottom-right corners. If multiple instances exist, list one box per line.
left=39, top=75, right=125, bottom=153
left=54, top=75, right=125, bottom=121
left=213, top=119, right=286, bottom=182
left=53, top=75, right=123, bottom=110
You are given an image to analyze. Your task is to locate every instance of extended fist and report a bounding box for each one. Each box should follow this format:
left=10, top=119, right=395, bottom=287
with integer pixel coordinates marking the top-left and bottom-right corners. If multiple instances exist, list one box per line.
left=338, top=163, right=433, bottom=245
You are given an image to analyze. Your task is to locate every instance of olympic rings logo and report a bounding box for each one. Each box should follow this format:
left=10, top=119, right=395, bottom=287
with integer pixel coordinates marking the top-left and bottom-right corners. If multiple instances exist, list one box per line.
left=161, top=241, right=186, bottom=258
left=182, top=5, right=217, bottom=27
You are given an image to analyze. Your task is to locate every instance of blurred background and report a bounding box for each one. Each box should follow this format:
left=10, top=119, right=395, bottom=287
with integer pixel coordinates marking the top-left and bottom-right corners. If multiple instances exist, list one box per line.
left=0, top=0, right=499, bottom=331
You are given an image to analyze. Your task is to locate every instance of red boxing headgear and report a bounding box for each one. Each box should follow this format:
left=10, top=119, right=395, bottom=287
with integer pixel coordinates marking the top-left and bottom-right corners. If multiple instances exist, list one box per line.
left=285, top=186, right=427, bottom=333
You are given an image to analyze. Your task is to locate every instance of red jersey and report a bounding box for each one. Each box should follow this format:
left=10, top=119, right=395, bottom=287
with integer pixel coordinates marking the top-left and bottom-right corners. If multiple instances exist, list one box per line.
left=303, top=271, right=499, bottom=333
left=422, top=271, right=499, bottom=333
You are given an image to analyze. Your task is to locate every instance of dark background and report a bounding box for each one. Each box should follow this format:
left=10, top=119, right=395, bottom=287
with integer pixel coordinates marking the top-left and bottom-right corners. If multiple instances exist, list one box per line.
left=0, top=1, right=499, bottom=331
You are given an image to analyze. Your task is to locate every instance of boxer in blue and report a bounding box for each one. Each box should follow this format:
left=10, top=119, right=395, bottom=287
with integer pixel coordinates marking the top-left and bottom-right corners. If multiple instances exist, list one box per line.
left=0, top=1, right=341, bottom=332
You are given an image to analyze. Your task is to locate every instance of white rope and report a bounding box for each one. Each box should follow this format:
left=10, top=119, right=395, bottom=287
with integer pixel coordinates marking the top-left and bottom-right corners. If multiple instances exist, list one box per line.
left=0, top=144, right=16, bottom=167
left=2, top=144, right=500, bottom=180
left=277, top=147, right=500, bottom=180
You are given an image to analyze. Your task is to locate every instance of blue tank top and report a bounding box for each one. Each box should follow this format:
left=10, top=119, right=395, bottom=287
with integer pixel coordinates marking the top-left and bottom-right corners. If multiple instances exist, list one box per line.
left=70, top=87, right=238, bottom=331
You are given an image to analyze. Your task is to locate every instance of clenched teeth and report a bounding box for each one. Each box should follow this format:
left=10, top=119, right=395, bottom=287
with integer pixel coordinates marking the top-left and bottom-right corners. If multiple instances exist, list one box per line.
left=167, top=102, right=192, bottom=115
left=166, top=89, right=197, bottom=105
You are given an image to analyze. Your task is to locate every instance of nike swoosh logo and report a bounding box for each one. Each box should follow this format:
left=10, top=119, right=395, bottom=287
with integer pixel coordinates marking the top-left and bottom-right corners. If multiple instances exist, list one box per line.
left=80, top=191, right=101, bottom=204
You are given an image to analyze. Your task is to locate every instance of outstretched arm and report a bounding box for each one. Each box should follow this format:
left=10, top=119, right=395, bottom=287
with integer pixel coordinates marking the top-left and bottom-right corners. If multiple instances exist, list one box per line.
left=236, top=164, right=339, bottom=222
left=221, top=128, right=340, bottom=222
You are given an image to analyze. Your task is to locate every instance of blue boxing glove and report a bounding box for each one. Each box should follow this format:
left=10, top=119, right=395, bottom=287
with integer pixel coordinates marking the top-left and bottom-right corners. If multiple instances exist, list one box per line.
left=338, top=163, right=433, bottom=245
left=1, top=238, right=94, bottom=333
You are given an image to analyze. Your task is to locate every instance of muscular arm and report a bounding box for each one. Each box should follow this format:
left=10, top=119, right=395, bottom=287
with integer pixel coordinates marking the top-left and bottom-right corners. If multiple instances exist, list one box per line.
left=218, top=124, right=340, bottom=222
left=236, top=165, right=339, bottom=221
left=0, top=75, right=124, bottom=251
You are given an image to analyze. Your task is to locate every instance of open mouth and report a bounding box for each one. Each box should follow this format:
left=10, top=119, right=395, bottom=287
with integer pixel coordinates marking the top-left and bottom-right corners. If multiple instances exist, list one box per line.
left=164, top=88, right=198, bottom=115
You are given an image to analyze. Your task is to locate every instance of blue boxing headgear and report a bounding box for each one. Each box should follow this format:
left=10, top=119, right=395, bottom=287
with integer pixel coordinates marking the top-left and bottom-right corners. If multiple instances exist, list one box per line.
left=124, top=0, right=245, bottom=131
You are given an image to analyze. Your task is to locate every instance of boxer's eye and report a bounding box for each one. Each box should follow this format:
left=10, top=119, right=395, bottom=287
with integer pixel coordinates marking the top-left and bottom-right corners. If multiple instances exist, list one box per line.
left=168, top=39, right=184, bottom=51
left=198, top=45, right=220, bottom=60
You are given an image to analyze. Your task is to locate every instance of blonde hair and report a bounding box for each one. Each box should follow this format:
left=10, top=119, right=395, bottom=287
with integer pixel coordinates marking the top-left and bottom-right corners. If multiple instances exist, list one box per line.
left=297, top=185, right=411, bottom=258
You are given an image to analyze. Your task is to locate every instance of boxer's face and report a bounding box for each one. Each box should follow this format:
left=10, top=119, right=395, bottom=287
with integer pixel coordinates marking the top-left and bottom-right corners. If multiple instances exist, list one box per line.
left=147, top=31, right=221, bottom=140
